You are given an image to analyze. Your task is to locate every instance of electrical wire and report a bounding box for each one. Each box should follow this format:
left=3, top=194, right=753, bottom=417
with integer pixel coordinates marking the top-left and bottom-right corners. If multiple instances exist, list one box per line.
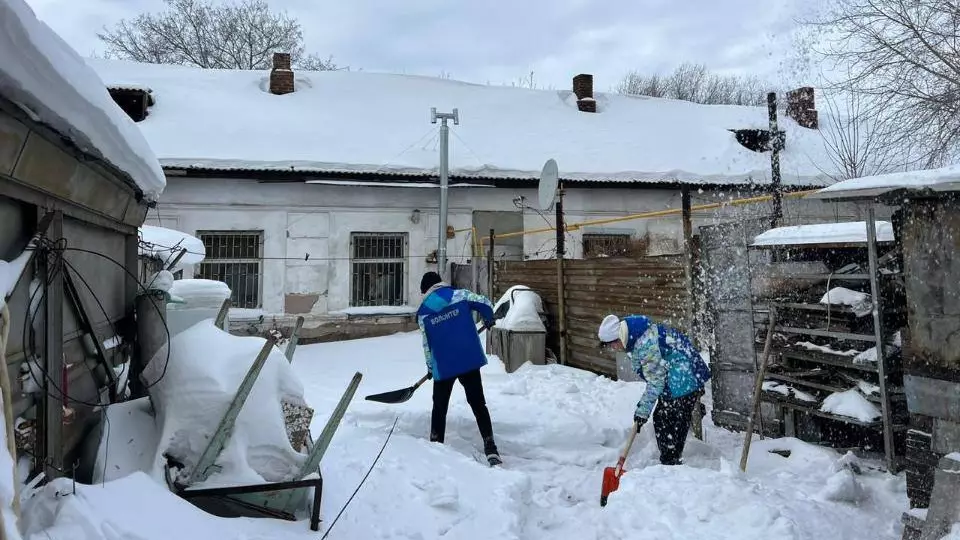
left=140, top=237, right=557, bottom=263
left=20, top=239, right=173, bottom=410
left=58, top=246, right=173, bottom=391
left=320, top=417, right=398, bottom=540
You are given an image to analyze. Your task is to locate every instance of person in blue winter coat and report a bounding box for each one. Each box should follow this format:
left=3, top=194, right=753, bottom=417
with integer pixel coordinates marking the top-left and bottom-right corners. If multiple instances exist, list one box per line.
left=598, top=313, right=711, bottom=465
left=417, top=271, right=501, bottom=465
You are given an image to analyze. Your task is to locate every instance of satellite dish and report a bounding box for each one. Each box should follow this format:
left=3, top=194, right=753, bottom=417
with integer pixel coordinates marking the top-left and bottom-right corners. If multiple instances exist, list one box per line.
left=538, top=159, right=559, bottom=210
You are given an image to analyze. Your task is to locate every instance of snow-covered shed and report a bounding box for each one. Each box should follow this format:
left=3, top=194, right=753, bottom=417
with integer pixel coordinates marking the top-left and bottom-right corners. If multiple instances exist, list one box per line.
left=0, top=0, right=165, bottom=490
left=813, top=165, right=960, bottom=511
left=89, top=54, right=865, bottom=329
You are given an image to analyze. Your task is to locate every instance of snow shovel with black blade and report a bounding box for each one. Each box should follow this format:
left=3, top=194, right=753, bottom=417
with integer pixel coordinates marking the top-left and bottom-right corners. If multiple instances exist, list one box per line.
left=600, top=422, right=639, bottom=507
left=364, top=324, right=489, bottom=404
left=364, top=372, right=431, bottom=404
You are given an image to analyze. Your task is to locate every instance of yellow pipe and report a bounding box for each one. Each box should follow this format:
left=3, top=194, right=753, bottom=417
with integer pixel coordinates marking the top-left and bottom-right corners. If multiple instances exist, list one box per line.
left=481, top=189, right=819, bottom=242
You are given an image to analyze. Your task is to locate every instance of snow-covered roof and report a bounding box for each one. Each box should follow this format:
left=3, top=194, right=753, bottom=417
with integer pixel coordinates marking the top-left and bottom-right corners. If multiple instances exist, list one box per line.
left=0, top=1, right=165, bottom=201
left=87, top=58, right=838, bottom=187
left=752, top=221, right=894, bottom=247
left=813, top=164, right=960, bottom=201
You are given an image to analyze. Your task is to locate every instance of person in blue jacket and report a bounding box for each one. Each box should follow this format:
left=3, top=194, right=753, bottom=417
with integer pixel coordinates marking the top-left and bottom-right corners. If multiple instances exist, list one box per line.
left=417, top=271, right=501, bottom=465
left=598, top=313, right=711, bottom=465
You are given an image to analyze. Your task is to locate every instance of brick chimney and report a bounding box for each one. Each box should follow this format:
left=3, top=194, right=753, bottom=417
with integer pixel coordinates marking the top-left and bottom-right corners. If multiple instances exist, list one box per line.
left=786, top=87, right=817, bottom=129
left=269, top=52, right=294, bottom=95
left=573, top=73, right=596, bottom=113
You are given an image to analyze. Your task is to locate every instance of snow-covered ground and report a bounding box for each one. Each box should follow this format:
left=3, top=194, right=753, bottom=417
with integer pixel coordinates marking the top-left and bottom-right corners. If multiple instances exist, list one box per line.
left=18, top=330, right=910, bottom=539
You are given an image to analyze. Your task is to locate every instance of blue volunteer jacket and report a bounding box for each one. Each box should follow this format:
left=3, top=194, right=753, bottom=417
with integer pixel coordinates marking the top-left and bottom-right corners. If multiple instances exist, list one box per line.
left=622, top=315, right=711, bottom=420
left=417, top=283, right=495, bottom=381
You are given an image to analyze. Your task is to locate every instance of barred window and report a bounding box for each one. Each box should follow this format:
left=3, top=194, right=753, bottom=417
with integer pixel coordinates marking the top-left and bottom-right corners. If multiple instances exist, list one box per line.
left=195, top=231, right=263, bottom=308
left=583, top=233, right=633, bottom=258
left=350, top=233, right=407, bottom=307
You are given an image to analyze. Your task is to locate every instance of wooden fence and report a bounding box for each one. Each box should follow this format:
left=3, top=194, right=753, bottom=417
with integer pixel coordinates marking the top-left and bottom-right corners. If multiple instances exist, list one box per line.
left=493, top=255, right=690, bottom=376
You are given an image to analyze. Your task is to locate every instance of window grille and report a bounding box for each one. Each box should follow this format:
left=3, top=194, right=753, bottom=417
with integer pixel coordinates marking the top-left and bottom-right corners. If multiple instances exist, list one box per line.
left=583, top=233, right=635, bottom=258
left=350, top=233, right=407, bottom=307
left=195, top=231, right=263, bottom=308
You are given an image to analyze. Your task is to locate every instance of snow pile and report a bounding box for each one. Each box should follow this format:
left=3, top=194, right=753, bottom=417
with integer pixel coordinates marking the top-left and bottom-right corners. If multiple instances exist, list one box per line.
left=21, top=330, right=912, bottom=540
left=0, top=0, right=165, bottom=200
left=146, top=270, right=174, bottom=293
left=20, top=473, right=311, bottom=540
left=87, top=58, right=837, bottom=187
left=795, top=341, right=861, bottom=357
left=0, top=250, right=31, bottom=310
left=854, top=347, right=879, bottom=364
left=142, top=320, right=308, bottom=487
left=168, top=279, right=230, bottom=306
left=821, top=389, right=881, bottom=422
left=821, top=287, right=873, bottom=317
left=818, top=163, right=960, bottom=198
left=332, top=306, right=417, bottom=316
left=752, top=221, right=894, bottom=246
left=494, top=286, right=546, bottom=332
left=0, top=390, right=22, bottom=540
left=857, top=380, right=880, bottom=396
left=819, top=453, right=867, bottom=504
left=763, top=381, right=817, bottom=402
left=140, top=225, right=205, bottom=269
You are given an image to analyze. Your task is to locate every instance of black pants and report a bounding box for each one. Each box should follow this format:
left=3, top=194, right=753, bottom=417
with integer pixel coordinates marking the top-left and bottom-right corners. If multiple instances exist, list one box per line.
left=652, top=392, right=701, bottom=465
left=430, top=369, right=494, bottom=444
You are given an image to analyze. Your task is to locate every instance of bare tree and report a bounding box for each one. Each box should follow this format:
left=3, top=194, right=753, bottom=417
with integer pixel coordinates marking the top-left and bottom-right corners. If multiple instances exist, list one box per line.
left=97, top=0, right=339, bottom=71
left=616, top=63, right=770, bottom=106
left=807, top=0, right=960, bottom=166
left=818, top=90, right=909, bottom=181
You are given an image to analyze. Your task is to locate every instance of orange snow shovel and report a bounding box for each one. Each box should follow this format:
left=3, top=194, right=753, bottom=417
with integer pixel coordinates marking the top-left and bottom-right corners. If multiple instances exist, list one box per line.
left=600, top=422, right=639, bottom=507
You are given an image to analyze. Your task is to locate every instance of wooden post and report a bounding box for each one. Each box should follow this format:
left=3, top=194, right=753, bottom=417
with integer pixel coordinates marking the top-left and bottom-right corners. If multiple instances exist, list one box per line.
left=866, top=207, right=896, bottom=472
left=284, top=316, right=305, bottom=362
left=768, top=92, right=783, bottom=228
left=556, top=183, right=568, bottom=366
left=681, top=187, right=703, bottom=440
left=214, top=298, right=231, bottom=329
left=487, top=229, right=495, bottom=300
left=740, top=307, right=778, bottom=472
left=487, top=229, right=495, bottom=351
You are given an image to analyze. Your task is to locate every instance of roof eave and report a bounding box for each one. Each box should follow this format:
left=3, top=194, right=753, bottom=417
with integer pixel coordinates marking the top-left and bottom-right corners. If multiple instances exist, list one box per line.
left=160, top=164, right=825, bottom=191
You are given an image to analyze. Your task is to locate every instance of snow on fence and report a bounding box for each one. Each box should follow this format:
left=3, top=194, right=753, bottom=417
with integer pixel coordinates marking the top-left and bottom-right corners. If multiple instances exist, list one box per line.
left=493, top=255, right=689, bottom=376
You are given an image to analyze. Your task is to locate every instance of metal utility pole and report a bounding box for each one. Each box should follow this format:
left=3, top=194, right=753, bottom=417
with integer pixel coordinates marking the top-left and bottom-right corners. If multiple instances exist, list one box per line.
left=767, top=92, right=783, bottom=228
left=431, top=107, right=459, bottom=281
left=555, top=182, right=567, bottom=366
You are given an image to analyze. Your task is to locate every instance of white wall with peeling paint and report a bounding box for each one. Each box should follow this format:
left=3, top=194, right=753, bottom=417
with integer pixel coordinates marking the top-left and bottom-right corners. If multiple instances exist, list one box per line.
left=147, top=177, right=867, bottom=315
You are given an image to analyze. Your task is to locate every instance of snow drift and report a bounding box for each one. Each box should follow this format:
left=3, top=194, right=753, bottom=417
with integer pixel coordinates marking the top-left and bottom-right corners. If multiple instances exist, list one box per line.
left=0, top=0, right=165, bottom=200
left=142, top=320, right=308, bottom=487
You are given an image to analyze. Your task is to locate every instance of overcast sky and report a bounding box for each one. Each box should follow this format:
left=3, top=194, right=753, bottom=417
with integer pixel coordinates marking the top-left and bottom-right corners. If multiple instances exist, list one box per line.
left=25, top=0, right=815, bottom=91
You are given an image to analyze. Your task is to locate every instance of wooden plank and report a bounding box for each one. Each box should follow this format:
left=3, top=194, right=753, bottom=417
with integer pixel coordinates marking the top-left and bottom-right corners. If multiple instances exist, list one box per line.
left=781, top=350, right=878, bottom=373
left=563, top=275, right=687, bottom=287
left=776, top=326, right=876, bottom=342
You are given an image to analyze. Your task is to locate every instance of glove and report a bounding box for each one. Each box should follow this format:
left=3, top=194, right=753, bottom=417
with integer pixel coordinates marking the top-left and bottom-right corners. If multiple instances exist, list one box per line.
left=634, top=414, right=647, bottom=430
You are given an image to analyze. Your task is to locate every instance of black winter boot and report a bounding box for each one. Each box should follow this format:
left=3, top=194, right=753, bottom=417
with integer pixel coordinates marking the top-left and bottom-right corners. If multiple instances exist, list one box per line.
left=483, top=436, right=502, bottom=466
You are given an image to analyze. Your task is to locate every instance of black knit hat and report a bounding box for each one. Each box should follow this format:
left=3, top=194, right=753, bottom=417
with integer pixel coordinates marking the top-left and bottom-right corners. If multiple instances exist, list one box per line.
left=420, top=271, right=443, bottom=294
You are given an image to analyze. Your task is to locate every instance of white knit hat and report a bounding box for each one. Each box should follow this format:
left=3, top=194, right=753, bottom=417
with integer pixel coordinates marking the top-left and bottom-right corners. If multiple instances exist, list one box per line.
left=598, top=314, right=621, bottom=343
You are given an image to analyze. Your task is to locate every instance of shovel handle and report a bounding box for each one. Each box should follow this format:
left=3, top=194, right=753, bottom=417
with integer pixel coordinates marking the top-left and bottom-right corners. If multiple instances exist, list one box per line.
left=414, top=373, right=431, bottom=388
left=615, top=422, right=640, bottom=475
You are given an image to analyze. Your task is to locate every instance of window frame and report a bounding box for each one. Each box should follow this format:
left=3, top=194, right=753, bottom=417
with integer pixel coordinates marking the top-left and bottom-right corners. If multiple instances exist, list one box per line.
left=194, top=230, right=264, bottom=309
left=349, top=232, right=409, bottom=307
